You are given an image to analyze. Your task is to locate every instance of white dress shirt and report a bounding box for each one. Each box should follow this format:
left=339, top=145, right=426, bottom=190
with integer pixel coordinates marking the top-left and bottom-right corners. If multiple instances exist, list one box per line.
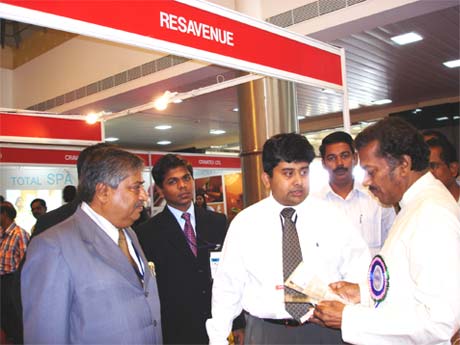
left=81, top=202, right=144, bottom=274
left=314, top=181, right=395, bottom=257
left=342, top=173, right=460, bottom=345
left=167, top=203, right=196, bottom=235
left=206, top=194, right=370, bottom=344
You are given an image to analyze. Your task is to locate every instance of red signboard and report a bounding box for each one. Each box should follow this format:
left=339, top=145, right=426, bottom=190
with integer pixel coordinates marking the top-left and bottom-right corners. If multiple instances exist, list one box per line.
left=151, top=153, right=240, bottom=169
left=1, top=147, right=240, bottom=169
left=0, top=113, right=102, bottom=144
left=0, top=0, right=343, bottom=87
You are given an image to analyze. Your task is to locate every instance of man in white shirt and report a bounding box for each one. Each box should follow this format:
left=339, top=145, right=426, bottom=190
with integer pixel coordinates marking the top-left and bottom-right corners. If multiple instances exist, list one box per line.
left=206, top=133, right=370, bottom=344
left=312, top=117, right=460, bottom=344
left=316, top=131, right=395, bottom=256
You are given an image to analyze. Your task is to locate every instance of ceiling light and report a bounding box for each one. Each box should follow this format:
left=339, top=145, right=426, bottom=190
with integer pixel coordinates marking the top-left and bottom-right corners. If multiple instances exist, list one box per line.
left=372, top=99, right=392, bottom=105
left=232, top=107, right=239, bottom=112
left=435, top=116, right=449, bottom=121
left=453, top=116, right=459, bottom=120
left=157, top=140, right=172, bottom=145
left=105, top=137, right=119, bottom=142
left=155, top=125, right=172, bottom=130
left=85, top=112, right=100, bottom=124
left=391, top=32, right=423, bottom=45
left=297, top=115, right=306, bottom=120
left=412, top=108, right=422, bottom=114
left=209, top=129, right=226, bottom=135
left=443, top=59, right=460, bottom=68
left=153, top=91, right=177, bottom=111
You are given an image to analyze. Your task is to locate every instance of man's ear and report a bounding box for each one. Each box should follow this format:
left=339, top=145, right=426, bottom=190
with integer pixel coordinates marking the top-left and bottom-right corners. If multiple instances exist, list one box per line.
left=449, top=161, right=459, bottom=178
left=398, top=154, right=412, bottom=176
left=94, top=182, right=110, bottom=204
left=261, top=172, right=272, bottom=189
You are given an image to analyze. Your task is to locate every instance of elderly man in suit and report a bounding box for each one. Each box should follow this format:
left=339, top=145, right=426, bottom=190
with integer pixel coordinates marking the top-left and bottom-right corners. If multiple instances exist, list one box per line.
left=22, top=146, right=162, bottom=344
left=136, top=154, right=244, bottom=344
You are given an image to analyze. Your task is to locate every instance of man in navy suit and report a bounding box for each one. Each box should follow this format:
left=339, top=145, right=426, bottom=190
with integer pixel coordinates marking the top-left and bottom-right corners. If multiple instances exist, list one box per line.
left=137, top=154, right=244, bottom=344
left=22, top=147, right=162, bottom=344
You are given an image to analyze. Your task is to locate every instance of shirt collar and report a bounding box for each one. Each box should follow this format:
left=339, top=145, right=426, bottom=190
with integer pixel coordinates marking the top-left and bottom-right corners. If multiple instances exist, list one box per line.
left=399, top=172, right=435, bottom=209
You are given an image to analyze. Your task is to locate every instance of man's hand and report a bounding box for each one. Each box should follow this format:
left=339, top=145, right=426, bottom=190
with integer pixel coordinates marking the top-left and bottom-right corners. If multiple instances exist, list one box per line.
left=311, top=300, right=345, bottom=329
left=329, top=281, right=360, bottom=304
left=232, top=328, right=244, bottom=345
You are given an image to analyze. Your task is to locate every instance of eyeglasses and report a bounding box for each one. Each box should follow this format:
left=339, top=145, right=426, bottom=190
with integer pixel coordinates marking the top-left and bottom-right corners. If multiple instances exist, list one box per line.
left=325, top=151, right=352, bottom=163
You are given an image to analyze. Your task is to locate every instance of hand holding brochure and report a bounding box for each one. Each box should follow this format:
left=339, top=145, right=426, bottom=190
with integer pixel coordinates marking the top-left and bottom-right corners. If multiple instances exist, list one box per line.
left=284, top=262, right=348, bottom=305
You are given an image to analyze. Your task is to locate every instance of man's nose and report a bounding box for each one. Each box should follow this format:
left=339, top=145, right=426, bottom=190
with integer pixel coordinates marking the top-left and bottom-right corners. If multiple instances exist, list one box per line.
left=139, top=187, right=148, bottom=201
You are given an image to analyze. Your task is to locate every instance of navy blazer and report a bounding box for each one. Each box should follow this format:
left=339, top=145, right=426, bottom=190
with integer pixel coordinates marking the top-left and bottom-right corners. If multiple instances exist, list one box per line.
left=136, top=205, right=227, bottom=344
left=22, top=207, right=162, bottom=344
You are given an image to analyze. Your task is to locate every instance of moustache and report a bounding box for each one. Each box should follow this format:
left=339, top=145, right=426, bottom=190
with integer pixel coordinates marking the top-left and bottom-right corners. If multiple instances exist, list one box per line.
left=333, top=167, right=348, bottom=174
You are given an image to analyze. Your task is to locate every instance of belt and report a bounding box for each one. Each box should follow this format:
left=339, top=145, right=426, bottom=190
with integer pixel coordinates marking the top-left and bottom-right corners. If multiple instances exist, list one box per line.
left=262, top=318, right=304, bottom=327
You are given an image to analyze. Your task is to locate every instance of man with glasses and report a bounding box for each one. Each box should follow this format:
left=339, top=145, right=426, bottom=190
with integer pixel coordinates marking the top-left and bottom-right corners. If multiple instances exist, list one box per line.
left=315, top=131, right=395, bottom=256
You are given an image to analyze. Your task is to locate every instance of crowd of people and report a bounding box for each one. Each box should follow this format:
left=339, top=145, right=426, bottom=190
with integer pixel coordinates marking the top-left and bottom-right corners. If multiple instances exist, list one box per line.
left=0, top=117, right=459, bottom=344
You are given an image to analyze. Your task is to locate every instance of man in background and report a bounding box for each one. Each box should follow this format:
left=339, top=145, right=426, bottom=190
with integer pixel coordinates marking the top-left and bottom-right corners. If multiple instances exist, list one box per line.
left=30, top=198, right=47, bottom=221
left=426, top=136, right=459, bottom=205
left=22, top=146, right=162, bottom=344
left=313, top=117, right=460, bottom=344
left=0, top=202, right=29, bottom=343
left=207, top=133, right=370, bottom=344
left=62, top=185, right=77, bottom=204
left=316, top=131, right=395, bottom=256
left=137, top=154, right=244, bottom=344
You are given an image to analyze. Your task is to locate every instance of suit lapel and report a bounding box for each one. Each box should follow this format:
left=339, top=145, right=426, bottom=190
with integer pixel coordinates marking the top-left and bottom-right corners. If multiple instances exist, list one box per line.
left=75, top=208, right=142, bottom=288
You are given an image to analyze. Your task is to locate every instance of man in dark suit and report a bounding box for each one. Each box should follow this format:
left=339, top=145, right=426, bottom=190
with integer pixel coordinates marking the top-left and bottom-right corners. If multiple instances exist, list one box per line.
left=22, top=146, right=162, bottom=343
left=136, top=154, right=244, bottom=344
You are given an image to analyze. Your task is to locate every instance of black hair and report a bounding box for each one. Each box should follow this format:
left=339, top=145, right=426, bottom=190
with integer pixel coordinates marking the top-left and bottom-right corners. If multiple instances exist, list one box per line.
left=319, top=131, right=355, bottom=158
left=426, top=137, right=459, bottom=165
left=30, top=198, right=46, bottom=209
left=195, top=192, right=208, bottom=209
left=152, top=154, right=193, bottom=188
left=262, top=133, right=315, bottom=177
left=62, top=185, right=77, bottom=203
left=355, top=117, right=429, bottom=172
left=0, top=201, right=17, bottom=220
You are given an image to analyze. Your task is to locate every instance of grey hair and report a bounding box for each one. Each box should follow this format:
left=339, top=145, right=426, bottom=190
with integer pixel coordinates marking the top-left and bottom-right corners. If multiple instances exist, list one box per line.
left=78, top=147, right=144, bottom=203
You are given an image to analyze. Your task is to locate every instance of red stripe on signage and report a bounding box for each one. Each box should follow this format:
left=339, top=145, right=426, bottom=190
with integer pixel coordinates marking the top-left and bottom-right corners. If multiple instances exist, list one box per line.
left=2, top=0, right=342, bottom=85
left=151, top=154, right=241, bottom=169
left=0, top=147, right=82, bottom=164
left=0, top=113, right=102, bottom=141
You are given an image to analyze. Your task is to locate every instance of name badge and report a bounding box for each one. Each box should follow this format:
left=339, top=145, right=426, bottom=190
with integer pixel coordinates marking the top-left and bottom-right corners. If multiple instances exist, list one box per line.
left=209, top=251, right=222, bottom=280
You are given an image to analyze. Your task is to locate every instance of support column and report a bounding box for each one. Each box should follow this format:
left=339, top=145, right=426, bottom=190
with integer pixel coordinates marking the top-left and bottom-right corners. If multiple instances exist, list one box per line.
left=235, top=0, right=299, bottom=207
left=238, top=77, right=299, bottom=207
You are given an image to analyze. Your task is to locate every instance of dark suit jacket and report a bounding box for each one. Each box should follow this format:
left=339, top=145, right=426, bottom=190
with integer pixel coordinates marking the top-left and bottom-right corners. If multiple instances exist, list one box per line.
left=32, top=198, right=80, bottom=238
left=136, top=206, right=228, bottom=344
left=22, top=207, right=162, bottom=344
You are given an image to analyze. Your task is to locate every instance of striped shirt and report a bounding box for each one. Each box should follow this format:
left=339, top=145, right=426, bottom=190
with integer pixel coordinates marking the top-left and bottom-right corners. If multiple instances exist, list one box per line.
left=0, top=222, right=30, bottom=275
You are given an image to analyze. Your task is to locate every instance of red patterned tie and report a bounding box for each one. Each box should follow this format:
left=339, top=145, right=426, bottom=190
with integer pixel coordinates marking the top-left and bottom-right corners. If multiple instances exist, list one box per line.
left=182, top=212, right=197, bottom=256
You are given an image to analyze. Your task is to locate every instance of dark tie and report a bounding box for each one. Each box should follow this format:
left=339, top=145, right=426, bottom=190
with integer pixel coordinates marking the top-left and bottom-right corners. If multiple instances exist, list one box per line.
left=118, top=229, right=142, bottom=279
left=182, top=212, right=197, bottom=256
left=281, top=207, right=308, bottom=321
